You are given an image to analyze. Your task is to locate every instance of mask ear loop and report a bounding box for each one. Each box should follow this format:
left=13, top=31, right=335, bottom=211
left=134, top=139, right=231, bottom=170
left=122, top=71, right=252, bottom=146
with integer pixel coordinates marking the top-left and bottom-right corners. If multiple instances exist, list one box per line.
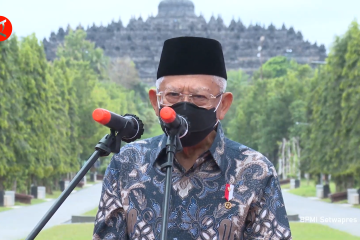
left=157, top=93, right=161, bottom=110
left=178, top=115, right=188, bottom=138
left=157, top=95, right=162, bottom=124
left=213, top=94, right=223, bottom=128
left=214, top=94, right=223, bottom=112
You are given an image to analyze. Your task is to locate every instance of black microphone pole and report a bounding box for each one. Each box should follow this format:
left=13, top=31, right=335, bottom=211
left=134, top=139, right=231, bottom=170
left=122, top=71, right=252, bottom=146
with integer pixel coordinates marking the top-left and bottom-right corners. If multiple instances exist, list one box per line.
left=160, top=135, right=175, bottom=240
left=26, top=151, right=102, bottom=240
left=159, top=108, right=185, bottom=240
left=26, top=113, right=144, bottom=240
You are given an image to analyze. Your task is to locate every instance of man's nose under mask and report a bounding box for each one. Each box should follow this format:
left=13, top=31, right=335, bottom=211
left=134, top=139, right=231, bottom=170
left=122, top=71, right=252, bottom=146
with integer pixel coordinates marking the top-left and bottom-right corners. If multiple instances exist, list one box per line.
left=159, top=102, right=219, bottom=147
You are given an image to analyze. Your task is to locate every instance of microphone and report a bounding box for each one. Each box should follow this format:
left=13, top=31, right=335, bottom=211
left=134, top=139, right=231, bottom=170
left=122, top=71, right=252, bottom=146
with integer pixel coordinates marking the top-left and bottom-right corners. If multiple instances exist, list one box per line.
left=92, top=108, right=144, bottom=143
left=159, top=107, right=188, bottom=137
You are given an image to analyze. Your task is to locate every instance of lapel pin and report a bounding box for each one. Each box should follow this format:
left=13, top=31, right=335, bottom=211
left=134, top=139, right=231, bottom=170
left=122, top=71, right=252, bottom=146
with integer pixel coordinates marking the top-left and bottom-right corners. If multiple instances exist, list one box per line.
left=225, top=202, right=232, bottom=209
left=224, top=184, right=234, bottom=209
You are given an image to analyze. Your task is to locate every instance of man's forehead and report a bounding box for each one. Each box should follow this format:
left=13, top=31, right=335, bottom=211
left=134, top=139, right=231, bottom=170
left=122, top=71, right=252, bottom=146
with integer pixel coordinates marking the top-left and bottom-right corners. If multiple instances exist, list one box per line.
left=159, top=75, right=218, bottom=92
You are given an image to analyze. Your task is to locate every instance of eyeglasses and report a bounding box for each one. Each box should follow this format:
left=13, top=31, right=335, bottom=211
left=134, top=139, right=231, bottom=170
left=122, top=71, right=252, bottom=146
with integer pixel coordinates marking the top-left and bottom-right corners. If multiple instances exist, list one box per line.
left=157, top=90, right=223, bottom=108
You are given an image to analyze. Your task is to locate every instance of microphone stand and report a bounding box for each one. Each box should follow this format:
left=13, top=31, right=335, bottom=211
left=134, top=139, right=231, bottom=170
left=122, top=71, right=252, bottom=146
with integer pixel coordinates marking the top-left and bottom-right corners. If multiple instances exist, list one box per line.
left=160, top=129, right=183, bottom=240
left=26, top=129, right=126, bottom=240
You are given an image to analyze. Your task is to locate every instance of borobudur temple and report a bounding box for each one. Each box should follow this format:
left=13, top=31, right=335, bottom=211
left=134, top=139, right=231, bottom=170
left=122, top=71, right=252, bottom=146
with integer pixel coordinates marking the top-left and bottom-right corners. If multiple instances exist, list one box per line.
left=43, top=0, right=327, bottom=84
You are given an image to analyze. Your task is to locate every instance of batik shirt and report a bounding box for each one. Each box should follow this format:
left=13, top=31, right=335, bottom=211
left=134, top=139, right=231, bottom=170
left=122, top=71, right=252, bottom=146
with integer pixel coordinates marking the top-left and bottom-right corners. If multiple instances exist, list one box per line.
left=93, top=123, right=292, bottom=240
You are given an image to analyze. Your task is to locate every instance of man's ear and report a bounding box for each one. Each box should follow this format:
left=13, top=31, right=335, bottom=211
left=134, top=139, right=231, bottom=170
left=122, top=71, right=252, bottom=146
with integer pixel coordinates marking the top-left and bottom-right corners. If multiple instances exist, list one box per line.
left=217, top=92, right=233, bottom=120
left=149, top=89, right=159, bottom=117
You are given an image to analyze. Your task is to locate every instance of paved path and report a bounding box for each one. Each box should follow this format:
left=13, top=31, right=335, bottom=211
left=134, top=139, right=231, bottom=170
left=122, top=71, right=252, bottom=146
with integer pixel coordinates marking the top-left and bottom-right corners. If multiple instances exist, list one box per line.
left=282, top=190, right=360, bottom=237
left=0, top=183, right=102, bottom=240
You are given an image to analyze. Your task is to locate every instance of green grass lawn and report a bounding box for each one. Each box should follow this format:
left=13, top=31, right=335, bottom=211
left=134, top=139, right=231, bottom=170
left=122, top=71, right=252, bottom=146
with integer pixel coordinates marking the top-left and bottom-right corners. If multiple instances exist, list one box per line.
left=287, top=180, right=360, bottom=209
left=21, top=223, right=94, bottom=240
left=291, top=222, right=360, bottom=240
left=82, top=207, right=98, bottom=216
left=21, top=222, right=360, bottom=240
left=0, top=206, right=12, bottom=212
left=288, top=180, right=336, bottom=197
left=288, top=182, right=316, bottom=197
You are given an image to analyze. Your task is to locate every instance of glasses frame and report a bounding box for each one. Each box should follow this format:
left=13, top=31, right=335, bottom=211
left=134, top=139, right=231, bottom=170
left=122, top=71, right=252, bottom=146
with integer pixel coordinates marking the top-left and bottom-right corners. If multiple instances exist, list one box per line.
left=157, top=91, right=223, bottom=109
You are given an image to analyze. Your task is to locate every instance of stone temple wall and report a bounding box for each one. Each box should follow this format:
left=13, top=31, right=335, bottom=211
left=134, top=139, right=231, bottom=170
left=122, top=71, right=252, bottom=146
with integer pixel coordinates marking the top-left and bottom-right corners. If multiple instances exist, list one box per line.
left=43, top=0, right=327, bottom=84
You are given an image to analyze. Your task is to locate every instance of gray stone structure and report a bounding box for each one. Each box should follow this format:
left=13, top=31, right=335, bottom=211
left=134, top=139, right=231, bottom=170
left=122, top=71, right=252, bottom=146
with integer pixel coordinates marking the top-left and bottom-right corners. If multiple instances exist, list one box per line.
left=43, top=0, right=327, bottom=84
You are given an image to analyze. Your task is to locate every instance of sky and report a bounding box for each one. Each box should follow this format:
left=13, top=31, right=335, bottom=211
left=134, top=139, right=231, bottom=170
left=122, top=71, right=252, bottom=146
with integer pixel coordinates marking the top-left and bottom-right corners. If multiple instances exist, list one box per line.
left=2, top=0, right=360, bottom=52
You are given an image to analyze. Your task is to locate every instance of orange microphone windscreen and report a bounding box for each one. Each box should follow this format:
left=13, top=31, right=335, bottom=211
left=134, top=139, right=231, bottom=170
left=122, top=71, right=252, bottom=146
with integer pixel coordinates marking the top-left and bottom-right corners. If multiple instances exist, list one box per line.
left=160, top=107, right=176, bottom=123
left=92, top=108, right=111, bottom=125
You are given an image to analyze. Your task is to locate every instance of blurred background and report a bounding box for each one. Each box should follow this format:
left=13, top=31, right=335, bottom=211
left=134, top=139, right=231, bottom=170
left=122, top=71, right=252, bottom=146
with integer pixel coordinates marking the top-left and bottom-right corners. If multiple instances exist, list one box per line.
left=0, top=0, right=360, bottom=239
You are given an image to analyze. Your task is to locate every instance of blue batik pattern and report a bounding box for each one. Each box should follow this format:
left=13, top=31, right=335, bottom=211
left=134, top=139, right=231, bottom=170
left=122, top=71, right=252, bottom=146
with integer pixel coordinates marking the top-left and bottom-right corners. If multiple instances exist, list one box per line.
left=93, top=123, right=292, bottom=240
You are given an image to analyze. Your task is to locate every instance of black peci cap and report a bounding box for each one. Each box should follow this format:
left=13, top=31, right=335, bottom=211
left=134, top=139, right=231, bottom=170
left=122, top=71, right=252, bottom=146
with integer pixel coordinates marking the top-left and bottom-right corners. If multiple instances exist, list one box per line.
left=157, top=37, right=227, bottom=80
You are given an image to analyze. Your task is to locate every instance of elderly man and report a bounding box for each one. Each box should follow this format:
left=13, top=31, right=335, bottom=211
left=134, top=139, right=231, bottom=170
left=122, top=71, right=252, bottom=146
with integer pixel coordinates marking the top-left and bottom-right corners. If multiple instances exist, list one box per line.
left=93, top=37, right=292, bottom=240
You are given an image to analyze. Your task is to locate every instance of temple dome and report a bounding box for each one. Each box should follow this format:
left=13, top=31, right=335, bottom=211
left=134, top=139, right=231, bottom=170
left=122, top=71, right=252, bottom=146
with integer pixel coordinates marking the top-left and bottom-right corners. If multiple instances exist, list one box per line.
left=158, top=0, right=195, bottom=17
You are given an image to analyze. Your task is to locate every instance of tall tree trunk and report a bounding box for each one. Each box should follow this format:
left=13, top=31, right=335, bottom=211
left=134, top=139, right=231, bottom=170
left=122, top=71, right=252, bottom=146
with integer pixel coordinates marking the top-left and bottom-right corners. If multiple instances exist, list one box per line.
left=12, top=179, right=17, bottom=192
left=0, top=176, right=5, bottom=191
left=46, top=180, right=53, bottom=194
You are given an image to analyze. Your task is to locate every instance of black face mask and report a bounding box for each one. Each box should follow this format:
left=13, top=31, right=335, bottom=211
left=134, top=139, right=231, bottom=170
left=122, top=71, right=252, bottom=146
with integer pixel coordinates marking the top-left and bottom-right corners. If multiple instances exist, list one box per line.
left=160, top=102, right=218, bottom=147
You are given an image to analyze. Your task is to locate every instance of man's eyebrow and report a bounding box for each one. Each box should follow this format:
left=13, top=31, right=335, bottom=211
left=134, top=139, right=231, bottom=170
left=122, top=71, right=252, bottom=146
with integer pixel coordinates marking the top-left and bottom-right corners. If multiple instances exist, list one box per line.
left=163, top=85, right=183, bottom=91
left=189, top=86, right=211, bottom=93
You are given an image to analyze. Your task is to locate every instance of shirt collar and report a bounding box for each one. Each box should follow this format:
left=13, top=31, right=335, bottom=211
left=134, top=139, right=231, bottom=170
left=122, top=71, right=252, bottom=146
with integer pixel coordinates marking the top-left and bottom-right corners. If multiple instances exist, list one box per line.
left=151, top=122, right=227, bottom=173
left=150, top=133, right=167, bottom=167
left=208, top=122, right=227, bottom=173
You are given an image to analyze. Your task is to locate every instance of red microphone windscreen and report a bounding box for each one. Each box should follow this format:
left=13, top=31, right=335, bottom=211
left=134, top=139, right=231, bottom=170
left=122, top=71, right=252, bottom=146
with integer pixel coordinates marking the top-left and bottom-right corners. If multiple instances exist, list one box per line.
left=160, top=107, right=176, bottom=123
left=93, top=108, right=111, bottom=125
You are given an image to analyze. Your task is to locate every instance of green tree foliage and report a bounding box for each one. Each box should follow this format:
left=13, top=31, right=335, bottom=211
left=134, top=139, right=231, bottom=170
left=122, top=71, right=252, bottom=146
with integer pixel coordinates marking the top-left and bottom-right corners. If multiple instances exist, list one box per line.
left=0, top=36, right=25, bottom=191
left=0, top=30, right=129, bottom=191
left=1, top=21, right=359, bottom=194
left=56, top=29, right=108, bottom=160
left=303, top=21, right=360, bottom=189
left=106, top=56, right=162, bottom=139
left=107, top=57, right=140, bottom=89
left=340, top=22, right=360, bottom=180
left=18, top=34, right=58, bottom=184
left=56, top=29, right=108, bottom=78
left=48, top=58, right=80, bottom=176
left=227, top=56, right=313, bottom=163
left=222, top=70, right=249, bottom=135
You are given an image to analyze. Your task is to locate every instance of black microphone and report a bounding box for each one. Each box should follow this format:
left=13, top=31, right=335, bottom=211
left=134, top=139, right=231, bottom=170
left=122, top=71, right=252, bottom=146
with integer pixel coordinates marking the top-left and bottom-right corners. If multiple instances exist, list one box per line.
left=159, top=107, right=188, bottom=137
left=92, top=108, right=144, bottom=143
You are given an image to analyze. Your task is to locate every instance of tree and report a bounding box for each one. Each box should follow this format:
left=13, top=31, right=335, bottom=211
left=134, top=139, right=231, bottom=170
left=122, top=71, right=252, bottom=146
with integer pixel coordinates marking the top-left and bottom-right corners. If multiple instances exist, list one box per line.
left=56, top=29, right=108, bottom=79
left=57, top=30, right=107, bottom=160
left=107, top=57, right=140, bottom=89
left=48, top=57, right=81, bottom=180
left=227, top=57, right=313, bottom=165
left=222, top=70, right=249, bottom=136
left=303, top=21, right=360, bottom=190
left=339, top=21, right=360, bottom=186
left=0, top=36, right=25, bottom=191
left=18, top=34, right=56, bottom=186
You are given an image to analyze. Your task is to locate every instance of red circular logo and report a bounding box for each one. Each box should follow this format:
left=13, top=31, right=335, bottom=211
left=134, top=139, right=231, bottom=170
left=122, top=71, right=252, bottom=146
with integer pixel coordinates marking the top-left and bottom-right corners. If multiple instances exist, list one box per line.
left=0, top=16, right=13, bottom=41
